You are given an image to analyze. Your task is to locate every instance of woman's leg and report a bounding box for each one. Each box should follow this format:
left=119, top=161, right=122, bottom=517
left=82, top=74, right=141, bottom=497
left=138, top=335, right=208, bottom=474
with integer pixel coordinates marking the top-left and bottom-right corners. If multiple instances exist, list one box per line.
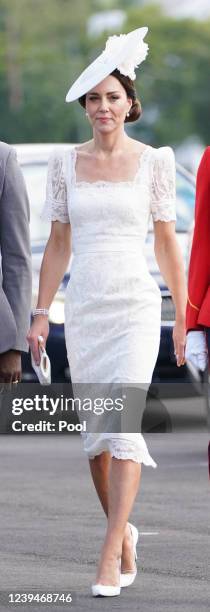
left=89, top=453, right=139, bottom=573
left=89, top=452, right=110, bottom=515
left=90, top=455, right=141, bottom=585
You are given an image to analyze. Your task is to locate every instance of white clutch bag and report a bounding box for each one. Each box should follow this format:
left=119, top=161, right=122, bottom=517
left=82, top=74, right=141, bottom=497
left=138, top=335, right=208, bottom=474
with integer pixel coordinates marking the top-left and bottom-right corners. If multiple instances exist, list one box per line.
left=31, top=335, right=51, bottom=384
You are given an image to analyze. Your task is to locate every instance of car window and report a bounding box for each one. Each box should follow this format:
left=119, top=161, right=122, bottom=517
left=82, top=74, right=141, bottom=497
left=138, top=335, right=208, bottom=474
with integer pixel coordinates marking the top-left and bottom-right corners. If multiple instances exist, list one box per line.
left=175, top=171, right=195, bottom=232
left=21, top=162, right=50, bottom=242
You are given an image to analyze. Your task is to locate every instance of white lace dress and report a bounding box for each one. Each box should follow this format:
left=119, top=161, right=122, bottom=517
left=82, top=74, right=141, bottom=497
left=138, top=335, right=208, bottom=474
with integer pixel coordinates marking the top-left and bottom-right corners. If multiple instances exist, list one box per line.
left=42, top=144, right=176, bottom=468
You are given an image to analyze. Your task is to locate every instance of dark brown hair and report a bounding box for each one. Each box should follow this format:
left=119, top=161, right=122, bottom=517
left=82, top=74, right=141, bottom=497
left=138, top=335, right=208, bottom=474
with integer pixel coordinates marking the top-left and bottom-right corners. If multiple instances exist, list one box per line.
left=78, top=68, right=142, bottom=123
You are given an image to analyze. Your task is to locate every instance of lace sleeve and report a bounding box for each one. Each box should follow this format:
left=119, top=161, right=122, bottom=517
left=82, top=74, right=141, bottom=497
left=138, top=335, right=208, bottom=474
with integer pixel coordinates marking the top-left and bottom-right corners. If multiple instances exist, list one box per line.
left=151, top=147, right=176, bottom=222
left=41, top=150, right=70, bottom=223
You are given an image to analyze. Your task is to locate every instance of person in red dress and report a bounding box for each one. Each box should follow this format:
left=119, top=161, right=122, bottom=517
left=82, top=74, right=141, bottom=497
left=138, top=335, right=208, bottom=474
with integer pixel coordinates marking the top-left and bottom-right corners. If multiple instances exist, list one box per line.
left=185, top=146, right=210, bottom=478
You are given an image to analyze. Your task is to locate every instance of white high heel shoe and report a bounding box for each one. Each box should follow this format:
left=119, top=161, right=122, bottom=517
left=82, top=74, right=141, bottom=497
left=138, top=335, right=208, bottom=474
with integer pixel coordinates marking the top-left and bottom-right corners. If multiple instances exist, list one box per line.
left=120, top=523, right=138, bottom=588
left=92, top=558, right=121, bottom=597
left=91, top=583, right=121, bottom=597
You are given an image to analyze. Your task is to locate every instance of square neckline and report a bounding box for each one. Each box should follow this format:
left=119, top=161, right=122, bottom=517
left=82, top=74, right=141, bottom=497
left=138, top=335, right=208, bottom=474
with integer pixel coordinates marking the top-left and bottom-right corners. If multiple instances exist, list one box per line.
left=71, top=144, right=152, bottom=187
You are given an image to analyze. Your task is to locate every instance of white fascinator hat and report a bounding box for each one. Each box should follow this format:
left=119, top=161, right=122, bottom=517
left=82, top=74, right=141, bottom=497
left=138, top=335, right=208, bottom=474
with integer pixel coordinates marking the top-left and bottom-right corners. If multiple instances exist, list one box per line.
left=65, top=26, right=149, bottom=103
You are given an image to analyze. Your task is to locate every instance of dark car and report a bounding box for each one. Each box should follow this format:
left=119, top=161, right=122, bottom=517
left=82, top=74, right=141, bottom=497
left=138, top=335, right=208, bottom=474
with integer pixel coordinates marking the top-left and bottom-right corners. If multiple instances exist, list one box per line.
left=15, top=144, right=195, bottom=383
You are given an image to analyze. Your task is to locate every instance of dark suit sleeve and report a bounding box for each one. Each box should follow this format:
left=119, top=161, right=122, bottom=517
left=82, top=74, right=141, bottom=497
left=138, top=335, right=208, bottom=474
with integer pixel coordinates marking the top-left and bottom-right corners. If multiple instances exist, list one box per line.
left=0, top=148, right=32, bottom=351
left=186, top=147, right=210, bottom=331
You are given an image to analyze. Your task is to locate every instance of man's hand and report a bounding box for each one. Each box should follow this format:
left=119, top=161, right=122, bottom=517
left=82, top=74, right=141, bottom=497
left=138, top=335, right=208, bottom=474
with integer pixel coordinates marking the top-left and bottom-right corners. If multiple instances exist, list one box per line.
left=185, top=330, right=208, bottom=371
left=0, top=350, right=21, bottom=383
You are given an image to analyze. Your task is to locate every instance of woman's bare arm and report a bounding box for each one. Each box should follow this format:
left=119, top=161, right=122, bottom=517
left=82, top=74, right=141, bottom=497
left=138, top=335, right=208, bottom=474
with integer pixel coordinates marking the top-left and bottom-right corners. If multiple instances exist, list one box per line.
left=27, top=221, right=71, bottom=363
left=153, top=220, right=187, bottom=366
left=37, top=221, right=71, bottom=308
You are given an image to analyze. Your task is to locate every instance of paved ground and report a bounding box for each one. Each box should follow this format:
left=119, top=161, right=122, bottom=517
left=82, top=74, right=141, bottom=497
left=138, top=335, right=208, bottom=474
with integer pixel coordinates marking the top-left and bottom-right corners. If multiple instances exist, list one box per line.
left=0, top=419, right=209, bottom=611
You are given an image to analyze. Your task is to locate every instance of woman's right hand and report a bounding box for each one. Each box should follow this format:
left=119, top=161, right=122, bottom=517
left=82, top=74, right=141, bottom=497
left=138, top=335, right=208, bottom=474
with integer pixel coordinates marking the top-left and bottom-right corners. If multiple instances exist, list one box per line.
left=27, top=316, right=50, bottom=365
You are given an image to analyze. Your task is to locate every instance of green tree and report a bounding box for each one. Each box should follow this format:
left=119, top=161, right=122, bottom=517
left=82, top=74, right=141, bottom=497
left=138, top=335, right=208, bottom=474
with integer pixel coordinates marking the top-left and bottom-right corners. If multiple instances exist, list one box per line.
left=0, top=0, right=93, bottom=142
left=125, top=4, right=210, bottom=146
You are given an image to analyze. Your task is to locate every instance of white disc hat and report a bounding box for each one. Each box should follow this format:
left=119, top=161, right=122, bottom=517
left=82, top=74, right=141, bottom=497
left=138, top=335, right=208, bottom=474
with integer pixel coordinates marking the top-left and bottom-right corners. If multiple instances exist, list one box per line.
left=65, top=26, right=149, bottom=103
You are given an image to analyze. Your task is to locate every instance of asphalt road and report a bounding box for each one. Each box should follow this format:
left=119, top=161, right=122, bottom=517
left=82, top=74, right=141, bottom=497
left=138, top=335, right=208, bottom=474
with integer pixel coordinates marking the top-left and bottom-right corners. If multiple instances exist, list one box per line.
left=0, top=422, right=209, bottom=611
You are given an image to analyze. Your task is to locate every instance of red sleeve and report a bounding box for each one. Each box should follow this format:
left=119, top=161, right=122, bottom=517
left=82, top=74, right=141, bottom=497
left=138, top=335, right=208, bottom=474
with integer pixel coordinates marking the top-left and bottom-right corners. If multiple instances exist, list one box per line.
left=186, top=147, right=210, bottom=331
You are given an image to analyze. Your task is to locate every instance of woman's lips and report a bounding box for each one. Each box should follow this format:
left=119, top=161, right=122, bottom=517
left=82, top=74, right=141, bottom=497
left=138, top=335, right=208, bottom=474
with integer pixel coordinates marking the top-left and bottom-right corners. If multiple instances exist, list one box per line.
left=98, top=117, right=111, bottom=122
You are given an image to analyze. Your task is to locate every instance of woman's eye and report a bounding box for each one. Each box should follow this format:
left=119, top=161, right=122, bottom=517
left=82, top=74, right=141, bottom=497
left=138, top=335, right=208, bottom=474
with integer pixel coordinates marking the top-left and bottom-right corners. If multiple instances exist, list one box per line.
left=88, top=96, right=119, bottom=101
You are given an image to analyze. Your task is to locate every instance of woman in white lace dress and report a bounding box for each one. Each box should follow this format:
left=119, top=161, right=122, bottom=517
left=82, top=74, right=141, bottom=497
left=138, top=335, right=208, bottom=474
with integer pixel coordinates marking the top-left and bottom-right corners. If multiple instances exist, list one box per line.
left=28, top=28, right=187, bottom=597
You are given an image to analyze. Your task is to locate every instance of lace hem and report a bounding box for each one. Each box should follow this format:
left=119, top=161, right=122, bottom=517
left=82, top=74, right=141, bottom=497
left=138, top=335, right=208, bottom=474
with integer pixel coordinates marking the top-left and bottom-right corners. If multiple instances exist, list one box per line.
left=110, top=447, right=157, bottom=468
left=41, top=197, right=70, bottom=223
left=109, top=439, right=157, bottom=468
left=151, top=199, right=176, bottom=223
left=71, top=179, right=139, bottom=189
left=82, top=434, right=158, bottom=468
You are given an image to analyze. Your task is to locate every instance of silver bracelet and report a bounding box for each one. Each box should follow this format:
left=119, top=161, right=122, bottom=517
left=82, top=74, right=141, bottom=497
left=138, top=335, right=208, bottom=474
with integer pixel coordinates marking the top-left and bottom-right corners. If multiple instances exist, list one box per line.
left=32, top=308, right=49, bottom=317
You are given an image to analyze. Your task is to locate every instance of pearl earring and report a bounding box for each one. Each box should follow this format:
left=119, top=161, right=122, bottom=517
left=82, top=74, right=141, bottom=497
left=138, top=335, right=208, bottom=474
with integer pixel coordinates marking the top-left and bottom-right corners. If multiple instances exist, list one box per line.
left=126, top=111, right=130, bottom=117
left=85, top=111, right=88, bottom=116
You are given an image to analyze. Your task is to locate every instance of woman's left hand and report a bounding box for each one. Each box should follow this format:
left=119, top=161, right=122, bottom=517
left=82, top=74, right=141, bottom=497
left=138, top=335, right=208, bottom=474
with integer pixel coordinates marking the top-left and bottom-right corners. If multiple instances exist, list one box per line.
left=173, top=320, right=186, bottom=367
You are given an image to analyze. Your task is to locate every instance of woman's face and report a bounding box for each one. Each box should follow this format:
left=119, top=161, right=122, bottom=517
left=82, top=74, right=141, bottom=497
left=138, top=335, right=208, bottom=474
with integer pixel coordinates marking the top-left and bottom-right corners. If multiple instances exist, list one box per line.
left=85, top=75, right=132, bottom=132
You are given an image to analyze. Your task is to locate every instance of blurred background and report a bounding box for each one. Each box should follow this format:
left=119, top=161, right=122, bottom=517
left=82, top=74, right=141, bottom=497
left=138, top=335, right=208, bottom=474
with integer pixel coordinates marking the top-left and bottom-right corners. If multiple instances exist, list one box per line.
left=1, top=0, right=210, bottom=172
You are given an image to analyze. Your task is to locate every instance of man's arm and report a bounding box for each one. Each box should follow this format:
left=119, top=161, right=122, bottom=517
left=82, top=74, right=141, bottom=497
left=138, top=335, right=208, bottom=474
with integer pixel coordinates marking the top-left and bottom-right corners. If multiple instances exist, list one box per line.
left=186, top=147, right=210, bottom=331
left=0, top=148, right=32, bottom=351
